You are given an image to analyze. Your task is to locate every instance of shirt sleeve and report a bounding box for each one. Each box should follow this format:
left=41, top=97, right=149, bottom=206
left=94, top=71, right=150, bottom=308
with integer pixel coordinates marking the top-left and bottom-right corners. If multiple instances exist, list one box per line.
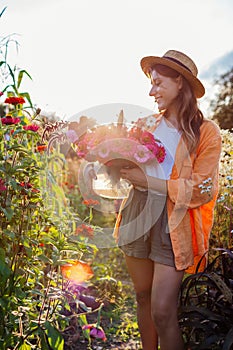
left=167, top=121, right=222, bottom=209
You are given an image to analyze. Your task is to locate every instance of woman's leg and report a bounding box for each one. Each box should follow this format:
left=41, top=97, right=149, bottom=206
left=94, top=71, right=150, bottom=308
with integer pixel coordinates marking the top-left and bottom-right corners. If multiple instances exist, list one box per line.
left=151, top=263, right=185, bottom=350
left=125, top=255, right=159, bottom=350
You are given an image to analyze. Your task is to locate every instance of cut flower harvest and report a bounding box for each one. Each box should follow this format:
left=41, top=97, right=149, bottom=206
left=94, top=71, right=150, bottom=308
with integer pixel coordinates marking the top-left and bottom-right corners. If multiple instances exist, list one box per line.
left=75, top=112, right=166, bottom=166
left=73, top=111, right=166, bottom=198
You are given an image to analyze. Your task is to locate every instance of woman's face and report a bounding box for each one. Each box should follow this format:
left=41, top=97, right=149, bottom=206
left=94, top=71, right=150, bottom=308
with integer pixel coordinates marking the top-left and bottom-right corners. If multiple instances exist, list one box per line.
left=149, top=69, right=182, bottom=111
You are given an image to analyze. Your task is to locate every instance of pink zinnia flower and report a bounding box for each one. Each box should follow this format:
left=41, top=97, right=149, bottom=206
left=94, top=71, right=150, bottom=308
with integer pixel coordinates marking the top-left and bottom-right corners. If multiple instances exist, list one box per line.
left=97, top=143, right=110, bottom=158
left=146, top=143, right=159, bottom=156
left=1, top=116, right=21, bottom=125
left=140, top=130, right=155, bottom=145
left=23, top=124, right=39, bottom=132
left=134, top=145, right=153, bottom=163
left=116, top=139, right=137, bottom=158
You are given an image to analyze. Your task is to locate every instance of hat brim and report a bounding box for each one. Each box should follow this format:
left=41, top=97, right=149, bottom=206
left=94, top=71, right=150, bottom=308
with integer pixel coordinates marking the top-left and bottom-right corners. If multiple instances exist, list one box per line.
left=140, top=56, right=205, bottom=98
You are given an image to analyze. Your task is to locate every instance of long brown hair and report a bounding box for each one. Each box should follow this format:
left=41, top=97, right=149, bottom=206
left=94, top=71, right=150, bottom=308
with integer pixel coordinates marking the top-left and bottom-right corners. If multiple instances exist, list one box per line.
left=151, top=64, right=204, bottom=154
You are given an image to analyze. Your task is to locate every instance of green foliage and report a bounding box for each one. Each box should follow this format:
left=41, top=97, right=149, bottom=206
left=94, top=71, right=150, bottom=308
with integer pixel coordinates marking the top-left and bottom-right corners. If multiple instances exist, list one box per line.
left=210, top=67, right=233, bottom=130
left=210, top=129, right=233, bottom=251
left=0, top=35, right=100, bottom=349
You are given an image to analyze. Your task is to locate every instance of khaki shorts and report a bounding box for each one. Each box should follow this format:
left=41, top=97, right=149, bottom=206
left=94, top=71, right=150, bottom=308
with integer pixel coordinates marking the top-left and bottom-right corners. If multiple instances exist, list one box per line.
left=118, top=188, right=175, bottom=267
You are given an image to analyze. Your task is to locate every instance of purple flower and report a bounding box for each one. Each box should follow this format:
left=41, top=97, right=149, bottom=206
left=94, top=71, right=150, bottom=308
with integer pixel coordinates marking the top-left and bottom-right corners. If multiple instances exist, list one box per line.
left=82, top=324, right=107, bottom=341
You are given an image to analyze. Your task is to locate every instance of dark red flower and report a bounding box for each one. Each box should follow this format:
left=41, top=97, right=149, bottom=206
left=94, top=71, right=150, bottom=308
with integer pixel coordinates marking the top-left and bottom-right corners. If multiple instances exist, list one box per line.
left=19, top=182, right=40, bottom=193
left=1, top=116, right=21, bottom=125
left=23, top=124, right=39, bottom=132
left=0, top=178, right=7, bottom=191
left=5, top=96, right=25, bottom=105
left=20, top=182, right=32, bottom=189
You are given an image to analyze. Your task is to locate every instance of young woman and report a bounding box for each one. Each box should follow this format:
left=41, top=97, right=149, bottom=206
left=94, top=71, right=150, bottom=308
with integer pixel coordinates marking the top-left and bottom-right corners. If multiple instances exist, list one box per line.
left=114, top=50, right=222, bottom=350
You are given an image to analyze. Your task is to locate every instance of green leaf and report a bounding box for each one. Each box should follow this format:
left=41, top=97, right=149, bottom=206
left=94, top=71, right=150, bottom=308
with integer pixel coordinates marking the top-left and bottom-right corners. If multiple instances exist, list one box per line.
left=36, top=254, right=53, bottom=264
left=17, top=70, right=32, bottom=90
left=44, top=321, right=64, bottom=350
left=0, top=206, right=14, bottom=220
left=18, top=341, right=31, bottom=350
left=78, top=314, right=91, bottom=340
left=6, top=63, right=16, bottom=87
left=20, top=92, right=33, bottom=108
left=37, top=327, right=50, bottom=350
left=0, top=248, right=5, bottom=260
left=0, top=259, right=11, bottom=278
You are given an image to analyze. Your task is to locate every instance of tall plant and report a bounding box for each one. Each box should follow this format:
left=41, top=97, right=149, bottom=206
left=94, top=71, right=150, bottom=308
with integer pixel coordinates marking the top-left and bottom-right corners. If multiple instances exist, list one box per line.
left=0, top=37, right=101, bottom=349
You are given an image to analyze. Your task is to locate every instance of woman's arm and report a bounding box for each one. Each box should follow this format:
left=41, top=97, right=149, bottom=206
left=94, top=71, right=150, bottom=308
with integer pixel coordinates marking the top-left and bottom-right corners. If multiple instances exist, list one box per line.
left=167, top=120, right=222, bottom=209
left=120, top=166, right=167, bottom=194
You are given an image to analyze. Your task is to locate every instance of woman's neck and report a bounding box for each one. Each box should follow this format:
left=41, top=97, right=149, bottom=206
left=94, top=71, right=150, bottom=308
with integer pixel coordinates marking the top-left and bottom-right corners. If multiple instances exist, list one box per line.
left=164, top=111, right=179, bottom=129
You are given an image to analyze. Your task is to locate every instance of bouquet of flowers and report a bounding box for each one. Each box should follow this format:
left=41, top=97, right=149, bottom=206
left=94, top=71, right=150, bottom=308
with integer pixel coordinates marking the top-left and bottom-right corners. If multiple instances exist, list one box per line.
left=74, top=111, right=166, bottom=198
left=76, top=117, right=165, bottom=164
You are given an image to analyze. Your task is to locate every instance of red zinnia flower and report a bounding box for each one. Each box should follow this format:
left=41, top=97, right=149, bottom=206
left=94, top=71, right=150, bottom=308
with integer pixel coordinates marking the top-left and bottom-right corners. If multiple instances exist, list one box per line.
left=5, top=96, right=25, bottom=105
left=76, top=223, right=94, bottom=238
left=36, top=144, right=47, bottom=153
left=82, top=198, right=100, bottom=206
left=23, top=124, right=39, bottom=132
left=156, top=145, right=166, bottom=163
left=20, top=182, right=33, bottom=189
left=1, top=116, right=21, bottom=125
left=19, top=182, right=40, bottom=193
left=0, top=178, right=7, bottom=191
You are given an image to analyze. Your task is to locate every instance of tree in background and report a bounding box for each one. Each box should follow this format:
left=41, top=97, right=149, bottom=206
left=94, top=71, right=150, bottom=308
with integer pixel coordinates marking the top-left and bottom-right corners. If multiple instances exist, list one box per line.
left=210, top=67, right=233, bottom=130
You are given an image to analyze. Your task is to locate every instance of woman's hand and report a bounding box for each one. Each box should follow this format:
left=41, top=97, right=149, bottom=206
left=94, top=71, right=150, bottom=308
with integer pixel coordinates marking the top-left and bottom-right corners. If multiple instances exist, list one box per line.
left=120, top=166, right=148, bottom=188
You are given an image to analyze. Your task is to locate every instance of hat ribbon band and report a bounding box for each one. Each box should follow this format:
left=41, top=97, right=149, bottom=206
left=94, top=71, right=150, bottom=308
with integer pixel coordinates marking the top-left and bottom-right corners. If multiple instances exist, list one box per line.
left=164, top=56, right=193, bottom=74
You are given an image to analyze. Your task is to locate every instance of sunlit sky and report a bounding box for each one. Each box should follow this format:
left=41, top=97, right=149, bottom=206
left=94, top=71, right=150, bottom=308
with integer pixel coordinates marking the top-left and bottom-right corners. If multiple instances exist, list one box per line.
left=0, top=0, right=233, bottom=123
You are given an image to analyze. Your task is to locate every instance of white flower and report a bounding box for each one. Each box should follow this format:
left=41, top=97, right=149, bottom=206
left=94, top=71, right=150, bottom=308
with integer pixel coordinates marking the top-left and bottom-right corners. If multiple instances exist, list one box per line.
left=145, top=116, right=156, bottom=128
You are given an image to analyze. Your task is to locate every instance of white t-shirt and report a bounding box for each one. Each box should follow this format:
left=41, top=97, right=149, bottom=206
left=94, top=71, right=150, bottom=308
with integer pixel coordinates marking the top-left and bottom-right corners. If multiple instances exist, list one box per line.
left=145, top=117, right=181, bottom=180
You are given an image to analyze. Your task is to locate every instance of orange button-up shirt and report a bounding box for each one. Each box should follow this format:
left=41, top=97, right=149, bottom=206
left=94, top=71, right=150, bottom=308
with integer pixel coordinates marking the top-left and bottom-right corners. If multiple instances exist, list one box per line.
left=114, top=118, right=222, bottom=274
left=167, top=118, right=221, bottom=273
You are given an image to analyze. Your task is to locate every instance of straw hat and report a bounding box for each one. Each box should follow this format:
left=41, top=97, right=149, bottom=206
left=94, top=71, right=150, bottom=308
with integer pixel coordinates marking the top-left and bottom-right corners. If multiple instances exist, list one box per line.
left=140, top=50, right=205, bottom=98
